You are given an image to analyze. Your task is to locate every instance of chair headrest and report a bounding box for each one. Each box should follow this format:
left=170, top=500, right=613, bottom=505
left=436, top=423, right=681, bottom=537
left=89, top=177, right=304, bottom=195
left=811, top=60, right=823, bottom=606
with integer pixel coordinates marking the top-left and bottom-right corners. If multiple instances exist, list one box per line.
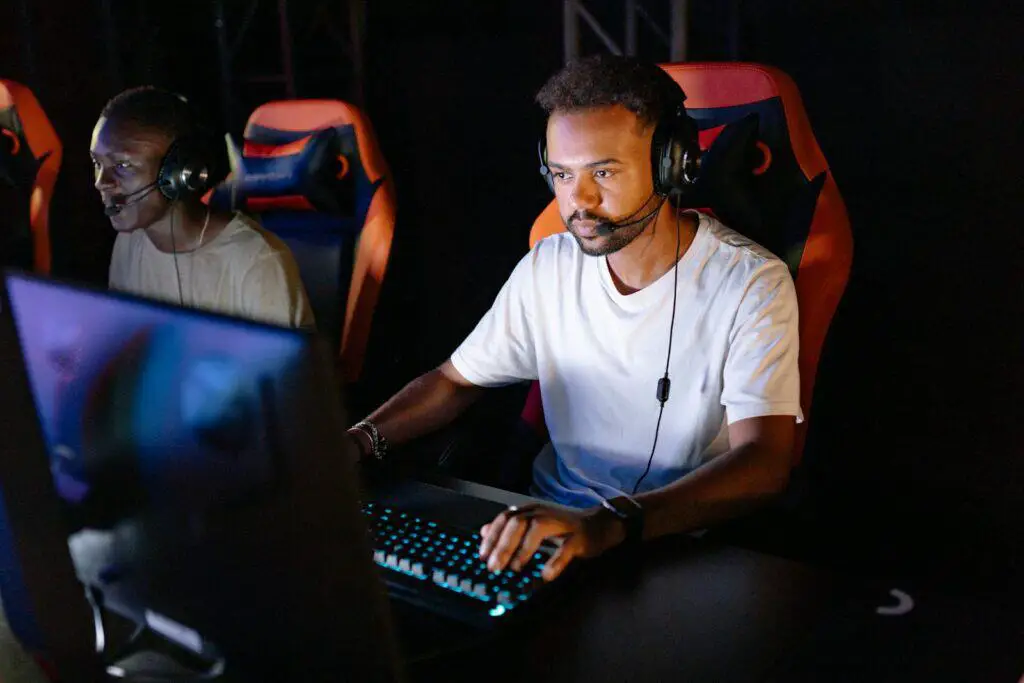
left=211, top=126, right=357, bottom=216
left=666, top=64, right=835, bottom=275
left=1, top=80, right=62, bottom=272
left=0, top=80, right=61, bottom=171
left=686, top=113, right=762, bottom=237
left=0, top=84, right=42, bottom=192
left=210, top=100, right=385, bottom=225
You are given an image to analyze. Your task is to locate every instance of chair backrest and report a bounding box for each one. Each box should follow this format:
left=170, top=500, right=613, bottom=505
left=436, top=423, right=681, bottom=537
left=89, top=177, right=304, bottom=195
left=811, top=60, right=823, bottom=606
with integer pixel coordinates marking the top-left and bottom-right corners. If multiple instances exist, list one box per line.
left=211, top=99, right=396, bottom=382
left=0, top=80, right=61, bottom=275
left=527, top=62, right=853, bottom=462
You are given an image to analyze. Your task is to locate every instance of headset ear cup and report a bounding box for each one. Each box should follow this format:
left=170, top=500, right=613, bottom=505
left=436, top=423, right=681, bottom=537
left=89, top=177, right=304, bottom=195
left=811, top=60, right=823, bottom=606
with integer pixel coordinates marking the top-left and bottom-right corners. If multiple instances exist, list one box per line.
left=680, top=117, right=701, bottom=187
left=650, top=119, right=674, bottom=196
left=652, top=110, right=701, bottom=196
left=181, top=157, right=211, bottom=195
left=157, top=141, right=180, bottom=202
left=537, top=138, right=555, bottom=194
left=679, top=112, right=701, bottom=187
left=158, top=138, right=212, bottom=202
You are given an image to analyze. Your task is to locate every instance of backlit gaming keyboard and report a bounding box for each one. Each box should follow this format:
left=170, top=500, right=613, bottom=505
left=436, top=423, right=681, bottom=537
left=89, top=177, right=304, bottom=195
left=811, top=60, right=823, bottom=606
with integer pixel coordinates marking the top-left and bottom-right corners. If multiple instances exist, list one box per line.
left=362, top=502, right=557, bottom=626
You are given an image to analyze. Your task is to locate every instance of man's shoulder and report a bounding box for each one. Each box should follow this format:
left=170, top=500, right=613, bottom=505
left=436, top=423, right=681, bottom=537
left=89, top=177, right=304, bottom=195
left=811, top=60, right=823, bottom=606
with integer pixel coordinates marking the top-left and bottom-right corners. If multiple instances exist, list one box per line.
left=219, top=212, right=274, bottom=247
left=502, top=231, right=586, bottom=291
left=696, top=213, right=791, bottom=286
left=531, top=230, right=576, bottom=252
left=112, top=229, right=145, bottom=252
left=528, top=231, right=582, bottom=268
left=699, top=213, right=779, bottom=265
left=217, top=212, right=294, bottom=262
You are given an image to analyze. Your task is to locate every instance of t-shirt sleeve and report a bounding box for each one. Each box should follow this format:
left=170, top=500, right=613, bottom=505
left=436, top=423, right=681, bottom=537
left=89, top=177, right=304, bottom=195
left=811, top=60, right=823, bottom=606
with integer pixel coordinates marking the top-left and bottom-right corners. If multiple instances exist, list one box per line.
left=239, top=250, right=315, bottom=329
left=721, top=259, right=803, bottom=424
left=449, top=249, right=540, bottom=387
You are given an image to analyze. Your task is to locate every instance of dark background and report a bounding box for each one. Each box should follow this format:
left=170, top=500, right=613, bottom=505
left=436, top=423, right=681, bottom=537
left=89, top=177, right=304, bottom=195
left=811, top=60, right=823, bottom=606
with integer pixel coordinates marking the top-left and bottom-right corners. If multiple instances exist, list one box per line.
left=2, top=0, right=1022, bottom=598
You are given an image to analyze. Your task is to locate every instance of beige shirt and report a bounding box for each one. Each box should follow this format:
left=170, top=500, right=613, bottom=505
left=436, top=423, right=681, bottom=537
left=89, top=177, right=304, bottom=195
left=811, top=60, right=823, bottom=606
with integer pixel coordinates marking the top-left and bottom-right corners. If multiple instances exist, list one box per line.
left=109, top=212, right=314, bottom=329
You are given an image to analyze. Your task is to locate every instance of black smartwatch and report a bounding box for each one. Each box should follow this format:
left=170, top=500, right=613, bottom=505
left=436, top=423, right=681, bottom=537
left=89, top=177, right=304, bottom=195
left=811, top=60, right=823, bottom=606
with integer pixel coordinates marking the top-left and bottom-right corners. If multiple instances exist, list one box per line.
left=599, top=495, right=645, bottom=548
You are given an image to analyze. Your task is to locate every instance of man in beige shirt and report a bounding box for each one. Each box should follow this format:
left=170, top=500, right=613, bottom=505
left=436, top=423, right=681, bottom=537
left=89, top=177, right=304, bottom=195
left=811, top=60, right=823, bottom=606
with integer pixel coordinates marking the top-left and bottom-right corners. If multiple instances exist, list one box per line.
left=91, top=86, right=313, bottom=329
left=0, top=88, right=316, bottom=681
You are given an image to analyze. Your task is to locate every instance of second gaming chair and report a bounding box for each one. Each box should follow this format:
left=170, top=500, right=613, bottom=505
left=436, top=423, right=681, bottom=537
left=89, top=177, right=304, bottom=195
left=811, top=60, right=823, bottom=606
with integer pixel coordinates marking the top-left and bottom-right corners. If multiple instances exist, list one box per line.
left=211, top=99, right=396, bottom=383
left=0, top=80, right=62, bottom=275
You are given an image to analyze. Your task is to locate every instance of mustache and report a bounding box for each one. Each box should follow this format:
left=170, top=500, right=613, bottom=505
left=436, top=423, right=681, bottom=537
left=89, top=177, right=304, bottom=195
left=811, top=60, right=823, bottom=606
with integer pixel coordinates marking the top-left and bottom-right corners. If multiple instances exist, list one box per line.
left=566, top=211, right=613, bottom=228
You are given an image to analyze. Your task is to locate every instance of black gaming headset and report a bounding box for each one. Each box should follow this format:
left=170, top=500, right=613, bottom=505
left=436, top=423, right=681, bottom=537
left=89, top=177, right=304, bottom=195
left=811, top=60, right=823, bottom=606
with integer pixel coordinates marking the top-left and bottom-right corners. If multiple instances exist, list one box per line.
left=538, top=103, right=701, bottom=197
left=155, top=94, right=216, bottom=203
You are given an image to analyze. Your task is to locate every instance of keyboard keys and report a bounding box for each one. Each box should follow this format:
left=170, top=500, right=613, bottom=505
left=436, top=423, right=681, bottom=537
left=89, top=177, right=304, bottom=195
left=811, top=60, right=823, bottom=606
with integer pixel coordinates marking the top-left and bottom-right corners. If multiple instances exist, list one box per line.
left=362, top=503, right=554, bottom=619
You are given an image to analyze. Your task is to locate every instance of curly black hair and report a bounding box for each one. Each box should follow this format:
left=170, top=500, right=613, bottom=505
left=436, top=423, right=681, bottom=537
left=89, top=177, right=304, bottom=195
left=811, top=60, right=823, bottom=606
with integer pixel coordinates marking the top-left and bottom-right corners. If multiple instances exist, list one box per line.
left=536, top=54, right=687, bottom=127
left=100, top=86, right=205, bottom=141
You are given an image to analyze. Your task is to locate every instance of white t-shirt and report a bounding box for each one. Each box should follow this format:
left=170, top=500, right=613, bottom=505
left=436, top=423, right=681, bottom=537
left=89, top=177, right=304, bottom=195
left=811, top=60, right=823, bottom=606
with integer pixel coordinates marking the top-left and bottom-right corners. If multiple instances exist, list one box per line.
left=109, top=212, right=314, bottom=329
left=450, top=212, right=802, bottom=508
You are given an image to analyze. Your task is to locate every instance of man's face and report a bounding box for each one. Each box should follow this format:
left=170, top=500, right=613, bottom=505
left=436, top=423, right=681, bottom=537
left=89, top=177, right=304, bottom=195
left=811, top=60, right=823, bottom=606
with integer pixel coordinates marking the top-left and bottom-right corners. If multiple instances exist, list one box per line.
left=546, top=105, right=657, bottom=256
left=90, top=116, right=171, bottom=233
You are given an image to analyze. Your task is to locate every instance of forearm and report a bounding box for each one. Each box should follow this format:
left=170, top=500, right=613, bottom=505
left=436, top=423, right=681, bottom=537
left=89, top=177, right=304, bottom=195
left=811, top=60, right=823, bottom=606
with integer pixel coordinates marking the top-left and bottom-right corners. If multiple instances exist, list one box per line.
left=358, top=362, right=485, bottom=447
left=635, top=443, right=791, bottom=539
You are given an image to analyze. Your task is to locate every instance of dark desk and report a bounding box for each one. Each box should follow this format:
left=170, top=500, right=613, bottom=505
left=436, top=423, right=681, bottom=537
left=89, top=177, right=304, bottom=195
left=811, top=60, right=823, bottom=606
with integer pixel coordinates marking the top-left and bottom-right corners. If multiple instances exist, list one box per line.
left=389, top=478, right=1024, bottom=683
left=59, top=474, right=1024, bottom=682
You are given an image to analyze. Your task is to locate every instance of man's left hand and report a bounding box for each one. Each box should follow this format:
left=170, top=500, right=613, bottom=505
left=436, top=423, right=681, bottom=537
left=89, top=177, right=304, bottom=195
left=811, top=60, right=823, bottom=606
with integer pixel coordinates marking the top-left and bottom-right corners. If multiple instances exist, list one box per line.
left=478, top=503, right=625, bottom=581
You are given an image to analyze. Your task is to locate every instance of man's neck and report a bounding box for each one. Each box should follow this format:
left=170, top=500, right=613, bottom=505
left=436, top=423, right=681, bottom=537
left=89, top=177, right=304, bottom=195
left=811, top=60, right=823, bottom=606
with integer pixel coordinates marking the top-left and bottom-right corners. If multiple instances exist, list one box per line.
left=144, top=202, right=211, bottom=254
left=606, top=208, right=699, bottom=294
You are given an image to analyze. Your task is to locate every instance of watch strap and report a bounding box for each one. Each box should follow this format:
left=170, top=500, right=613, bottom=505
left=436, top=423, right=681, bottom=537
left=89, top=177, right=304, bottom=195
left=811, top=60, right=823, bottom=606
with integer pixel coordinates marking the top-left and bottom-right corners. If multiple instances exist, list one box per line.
left=600, top=495, right=644, bottom=546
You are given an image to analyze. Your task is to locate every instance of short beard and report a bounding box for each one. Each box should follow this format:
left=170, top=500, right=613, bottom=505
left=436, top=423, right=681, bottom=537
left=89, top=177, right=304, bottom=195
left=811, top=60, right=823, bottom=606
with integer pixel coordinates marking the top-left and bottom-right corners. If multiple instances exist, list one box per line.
left=565, top=209, right=660, bottom=256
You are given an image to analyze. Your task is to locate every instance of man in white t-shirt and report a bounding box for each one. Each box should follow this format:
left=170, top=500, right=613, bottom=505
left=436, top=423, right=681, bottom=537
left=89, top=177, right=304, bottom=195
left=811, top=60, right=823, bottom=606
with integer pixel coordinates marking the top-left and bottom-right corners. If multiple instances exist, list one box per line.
left=91, top=86, right=313, bottom=329
left=348, top=55, right=801, bottom=581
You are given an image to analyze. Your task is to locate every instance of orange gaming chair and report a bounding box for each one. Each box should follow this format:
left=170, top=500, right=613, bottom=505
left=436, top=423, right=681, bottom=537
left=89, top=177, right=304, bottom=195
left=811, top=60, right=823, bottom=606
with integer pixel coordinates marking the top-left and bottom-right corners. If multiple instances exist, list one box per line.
left=0, top=80, right=62, bottom=275
left=211, top=100, right=396, bottom=383
left=524, top=62, right=853, bottom=465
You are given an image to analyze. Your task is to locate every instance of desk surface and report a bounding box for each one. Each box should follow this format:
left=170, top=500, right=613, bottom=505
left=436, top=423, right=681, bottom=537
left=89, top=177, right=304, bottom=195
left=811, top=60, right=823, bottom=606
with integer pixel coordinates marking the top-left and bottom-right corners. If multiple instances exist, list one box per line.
left=8, top=474, right=1020, bottom=683
left=393, top=476, right=847, bottom=682
left=393, top=477, right=1024, bottom=683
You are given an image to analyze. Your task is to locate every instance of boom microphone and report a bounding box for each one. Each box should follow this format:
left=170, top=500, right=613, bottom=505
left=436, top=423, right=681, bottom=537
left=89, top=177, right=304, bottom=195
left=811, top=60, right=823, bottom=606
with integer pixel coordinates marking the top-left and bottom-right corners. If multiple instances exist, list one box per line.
left=104, top=181, right=159, bottom=216
left=582, top=193, right=666, bottom=236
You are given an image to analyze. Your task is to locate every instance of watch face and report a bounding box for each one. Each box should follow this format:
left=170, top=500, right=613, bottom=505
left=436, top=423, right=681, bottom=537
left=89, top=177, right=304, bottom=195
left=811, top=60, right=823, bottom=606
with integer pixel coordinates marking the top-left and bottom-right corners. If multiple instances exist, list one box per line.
left=606, top=496, right=642, bottom=519
left=604, top=496, right=644, bottom=544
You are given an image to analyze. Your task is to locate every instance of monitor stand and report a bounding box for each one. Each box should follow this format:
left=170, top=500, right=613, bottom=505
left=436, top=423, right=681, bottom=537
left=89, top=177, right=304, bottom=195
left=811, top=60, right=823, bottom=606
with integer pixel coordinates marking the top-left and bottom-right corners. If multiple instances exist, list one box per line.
left=90, top=597, right=227, bottom=682
left=107, top=649, right=224, bottom=681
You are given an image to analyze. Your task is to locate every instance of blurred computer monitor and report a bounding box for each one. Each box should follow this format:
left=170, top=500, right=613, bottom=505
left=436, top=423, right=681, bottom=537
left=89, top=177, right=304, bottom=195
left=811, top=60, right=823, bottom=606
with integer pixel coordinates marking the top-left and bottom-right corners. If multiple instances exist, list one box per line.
left=2, top=270, right=402, bottom=682
left=0, top=274, right=105, bottom=681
